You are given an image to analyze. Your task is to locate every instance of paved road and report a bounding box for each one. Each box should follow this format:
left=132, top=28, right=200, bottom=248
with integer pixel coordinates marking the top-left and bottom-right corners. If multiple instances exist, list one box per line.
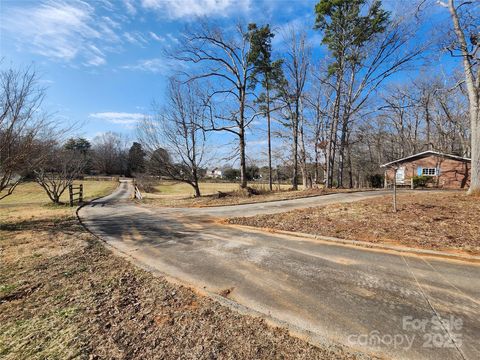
left=79, top=180, right=480, bottom=360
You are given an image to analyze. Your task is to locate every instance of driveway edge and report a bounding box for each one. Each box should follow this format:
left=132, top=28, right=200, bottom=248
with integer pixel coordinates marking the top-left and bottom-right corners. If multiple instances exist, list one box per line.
left=75, top=198, right=373, bottom=358
left=227, top=224, right=480, bottom=264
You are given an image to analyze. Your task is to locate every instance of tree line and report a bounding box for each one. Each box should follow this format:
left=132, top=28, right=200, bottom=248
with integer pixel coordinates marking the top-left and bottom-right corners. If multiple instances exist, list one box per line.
left=136, top=0, right=479, bottom=195
left=0, top=69, right=149, bottom=204
left=1, top=0, right=478, bottom=201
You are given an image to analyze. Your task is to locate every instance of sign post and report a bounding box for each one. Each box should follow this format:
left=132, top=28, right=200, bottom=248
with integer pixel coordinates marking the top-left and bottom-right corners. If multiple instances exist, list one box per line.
left=393, top=167, right=397, bottom=213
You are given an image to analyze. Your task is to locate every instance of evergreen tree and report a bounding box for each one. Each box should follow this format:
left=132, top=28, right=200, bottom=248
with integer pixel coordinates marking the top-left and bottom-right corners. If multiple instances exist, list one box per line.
left=64, top=137, right=91, bottom=155
left=248, top=23, right=284, bottom=191
left=128, top=142, right=146, bottom=175
left=314, top=0, right=389, bottom=187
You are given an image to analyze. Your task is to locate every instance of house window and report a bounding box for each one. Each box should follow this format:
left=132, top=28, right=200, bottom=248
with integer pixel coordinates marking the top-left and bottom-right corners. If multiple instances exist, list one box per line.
left=422, top=168, right=438, bottom=176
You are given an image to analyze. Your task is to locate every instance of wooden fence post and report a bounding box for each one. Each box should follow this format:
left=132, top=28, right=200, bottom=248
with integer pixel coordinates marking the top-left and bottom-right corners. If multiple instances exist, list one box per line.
left=79, top=184, right=83, bottom=203
left=69, top=184, right=73, bottom=207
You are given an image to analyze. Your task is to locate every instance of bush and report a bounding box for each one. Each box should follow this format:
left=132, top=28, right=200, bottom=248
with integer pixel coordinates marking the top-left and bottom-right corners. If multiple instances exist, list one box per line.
left=412, top=175, right=432, bottom=188
left=368, top=174, right=384, bottom=188
left=135, top=174, right=159, bottom=193
left=223, top=168, right=241, bottom=181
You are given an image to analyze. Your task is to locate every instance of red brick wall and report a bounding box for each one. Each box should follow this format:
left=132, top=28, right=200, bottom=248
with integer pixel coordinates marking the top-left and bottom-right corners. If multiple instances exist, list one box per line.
left=385, top=155, right=470, bottom=189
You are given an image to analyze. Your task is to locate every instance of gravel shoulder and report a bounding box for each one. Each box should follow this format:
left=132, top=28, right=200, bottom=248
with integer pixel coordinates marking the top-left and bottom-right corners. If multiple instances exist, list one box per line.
left=227, top=191, right=480, bottom=255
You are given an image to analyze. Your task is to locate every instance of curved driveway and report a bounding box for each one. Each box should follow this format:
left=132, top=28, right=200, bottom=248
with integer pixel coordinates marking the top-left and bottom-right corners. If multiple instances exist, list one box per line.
left=79, top=180, right=480, bottom=360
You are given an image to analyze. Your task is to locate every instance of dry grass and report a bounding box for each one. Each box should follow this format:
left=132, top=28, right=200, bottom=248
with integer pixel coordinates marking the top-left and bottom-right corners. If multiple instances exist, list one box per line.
left=143, top=181, right=363, bottom=208
left=0, top=180, right=118, bottom=223
left=228, top=192, right=480, bottom=255
left=0, top=180, right=118, bottom=205
left=142, top=180, right=293, bottom=197
left=0, top=187, right=370, bottom=359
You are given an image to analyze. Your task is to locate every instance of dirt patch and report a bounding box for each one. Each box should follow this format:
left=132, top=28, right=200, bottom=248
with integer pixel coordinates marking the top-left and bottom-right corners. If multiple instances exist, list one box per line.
left=227, top=192, right=480, bottom=255
left=143, top=187, right=369, bottom=208
left=0, top=211, right=372, bottom=359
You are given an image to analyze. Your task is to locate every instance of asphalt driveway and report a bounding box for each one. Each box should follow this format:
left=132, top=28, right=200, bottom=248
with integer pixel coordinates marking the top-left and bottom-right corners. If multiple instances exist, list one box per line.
left=79, top=180, right=480, bottom=360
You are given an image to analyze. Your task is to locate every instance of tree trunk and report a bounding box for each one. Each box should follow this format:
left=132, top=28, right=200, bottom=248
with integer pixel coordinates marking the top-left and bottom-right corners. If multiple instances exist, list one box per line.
left=470, top=111, right=480, bottom=194
left=192, top=182, right=201, bottom=198
left=291, top=97, right=300, bottom=190
left=314, top=148, right=320, bottom=185
left=326, top=71, right=343, bottom=188
left=337, top=121, right=347, bottom=188
left=191, top=163, right=201, bottom=197
left=337, top=68, right=355, bottom=188
left=239, top=89, right=248, bottom=189
left=448, top=0, right=480, bottom=194
left=292, top=119, right=299, bottom=190
left=347, top=142, right=354, bottom=189
left=239, top=127, right=247, bottom=189
left=299, top=115, right=310, bottom=189
left=266, top=81, right=273, bottom=191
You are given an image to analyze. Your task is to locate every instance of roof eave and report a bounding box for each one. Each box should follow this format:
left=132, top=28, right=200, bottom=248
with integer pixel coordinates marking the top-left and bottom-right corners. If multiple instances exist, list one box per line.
left=380, top=150, right=471, bottom=168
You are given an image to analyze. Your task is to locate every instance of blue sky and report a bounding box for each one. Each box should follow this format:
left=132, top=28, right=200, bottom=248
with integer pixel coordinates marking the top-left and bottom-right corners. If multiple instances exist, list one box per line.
left=0, top=0, right=457, bottom=165
left=0, top=1, right=314, bottom=137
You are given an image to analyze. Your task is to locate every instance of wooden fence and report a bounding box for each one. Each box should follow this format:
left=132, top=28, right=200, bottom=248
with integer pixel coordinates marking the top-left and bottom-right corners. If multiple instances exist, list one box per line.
left=69, top=184, right=83, bottom=207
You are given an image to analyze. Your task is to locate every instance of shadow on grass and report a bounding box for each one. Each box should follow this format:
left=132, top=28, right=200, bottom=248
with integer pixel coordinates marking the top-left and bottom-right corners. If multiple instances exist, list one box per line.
left=0, top=216, right=81, bottom=234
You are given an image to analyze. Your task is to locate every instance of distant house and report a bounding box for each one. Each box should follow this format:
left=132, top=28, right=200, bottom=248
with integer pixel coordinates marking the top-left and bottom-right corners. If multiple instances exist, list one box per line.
left=381, top=150, right=470, bottom=189
left=205, top=168, right=223, bottom=179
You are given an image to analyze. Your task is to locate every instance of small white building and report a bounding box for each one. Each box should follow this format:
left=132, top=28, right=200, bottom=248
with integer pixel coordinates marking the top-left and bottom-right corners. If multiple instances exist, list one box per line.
left=205, top=168, right=223, bottom=179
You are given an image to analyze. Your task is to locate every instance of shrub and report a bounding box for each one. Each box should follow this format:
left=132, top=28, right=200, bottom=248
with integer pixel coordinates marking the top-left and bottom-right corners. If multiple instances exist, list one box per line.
left=368, top=174, right=384, bottom=188
left=412, top=175, right=432, bottom=188
left=135, top=174, right=159, bottom=193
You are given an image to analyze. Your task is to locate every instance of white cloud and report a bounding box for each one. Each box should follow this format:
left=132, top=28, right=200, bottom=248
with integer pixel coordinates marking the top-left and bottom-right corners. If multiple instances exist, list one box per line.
left=0, top=0, right=122, bottom=66
left=124, top=31, right=148, bottom=46
left=140, top=0, right=251, bottom=19
left=122, top=58, right=176, bottom=74
left=89, top=112, right=146, bottom=125
left=123, top=0, right=137, bottom=15
left=149, top=31, right=165, bottom=42
left=166, top=33, right=180, bottom=44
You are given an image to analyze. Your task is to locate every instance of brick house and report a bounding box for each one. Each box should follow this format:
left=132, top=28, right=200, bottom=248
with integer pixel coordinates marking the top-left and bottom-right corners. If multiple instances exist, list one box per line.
left=381, top=150, right=471, bottom=189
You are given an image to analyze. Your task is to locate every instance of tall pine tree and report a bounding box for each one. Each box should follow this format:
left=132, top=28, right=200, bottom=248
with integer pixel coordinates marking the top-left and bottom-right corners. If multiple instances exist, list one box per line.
left=314, top=0, right=389, bottom=187
left=248, top=23, right=284, bottom=191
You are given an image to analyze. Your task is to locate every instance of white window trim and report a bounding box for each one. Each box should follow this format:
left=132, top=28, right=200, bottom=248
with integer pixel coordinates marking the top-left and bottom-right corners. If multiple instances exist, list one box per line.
left=422, top=168, right=438, bottom=176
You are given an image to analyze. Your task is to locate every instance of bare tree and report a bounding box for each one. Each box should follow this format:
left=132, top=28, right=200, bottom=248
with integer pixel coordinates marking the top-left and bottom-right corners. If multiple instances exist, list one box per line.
left=276, top=27, right=310, bottom=190
left=379, top=84, right=422, bottom=158
left=305, top=64, right=333, bottom=185
left=0, top=66, right=46, bottom=200
left=315, top=1, right=427, bottom=187
left=444, top=0, right=479, bottom=194
left=138, top=79, right=206, bottom=197
left=91, top=132, right=128, bottom=175
left=172, top=23, right=258, bottom=188
left=34, top=146, right=86, bottom=204
left=431, top=80, right=470, bottom=156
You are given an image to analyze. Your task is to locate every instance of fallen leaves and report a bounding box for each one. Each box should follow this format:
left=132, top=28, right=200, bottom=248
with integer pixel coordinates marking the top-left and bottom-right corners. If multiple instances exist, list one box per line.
left=228, top=192, right=480, bottom=255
